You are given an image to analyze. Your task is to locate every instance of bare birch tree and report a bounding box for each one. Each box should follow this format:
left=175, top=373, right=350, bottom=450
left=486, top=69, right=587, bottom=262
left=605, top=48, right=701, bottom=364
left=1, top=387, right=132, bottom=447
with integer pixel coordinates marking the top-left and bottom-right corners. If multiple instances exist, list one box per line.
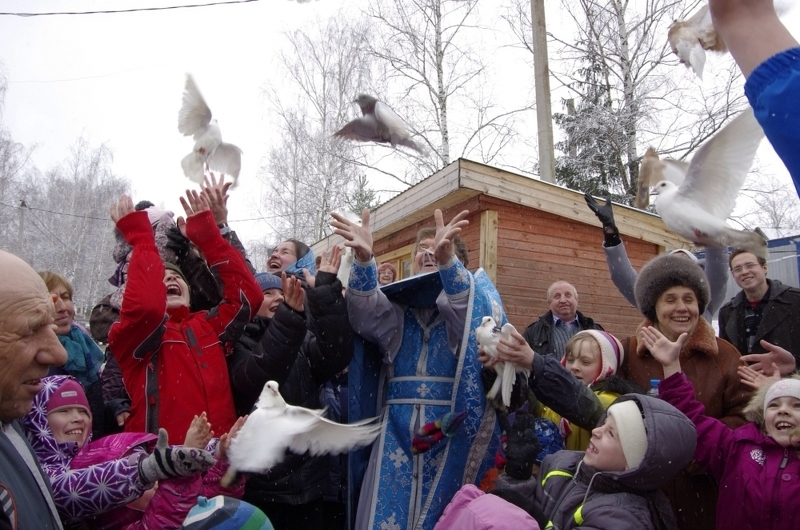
left=258, top=14, right=377, bottom=246
left=363, top=0, right=531, bottom=178
left=2, top=137, right=130, bottom=318
left=505, top=0, right=747, bottom=203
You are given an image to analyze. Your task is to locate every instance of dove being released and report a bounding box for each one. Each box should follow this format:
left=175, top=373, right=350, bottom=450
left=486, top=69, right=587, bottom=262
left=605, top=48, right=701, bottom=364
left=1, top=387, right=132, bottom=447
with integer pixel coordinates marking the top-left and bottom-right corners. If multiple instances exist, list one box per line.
left=635, top=147, right=690, bottom=210
left=475, top=317, right=528, bottom=408
left=178, top=74, right=243, bottom=186
left=222, top=381, right=382, bottom=486
left=668, top=2, right=791, bottom=79
left=653, top=106, right=766, bottom=253
left=334, top=94, right=427, bottom=155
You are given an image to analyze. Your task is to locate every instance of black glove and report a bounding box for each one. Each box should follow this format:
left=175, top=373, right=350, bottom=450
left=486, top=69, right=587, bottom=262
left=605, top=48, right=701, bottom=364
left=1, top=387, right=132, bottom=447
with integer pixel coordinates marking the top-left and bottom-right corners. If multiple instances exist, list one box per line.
left=499, top=408, right=541, bottom=481
left=165, top=226, right=191, bottom=263
left=584, top=193, right=621, bottom=247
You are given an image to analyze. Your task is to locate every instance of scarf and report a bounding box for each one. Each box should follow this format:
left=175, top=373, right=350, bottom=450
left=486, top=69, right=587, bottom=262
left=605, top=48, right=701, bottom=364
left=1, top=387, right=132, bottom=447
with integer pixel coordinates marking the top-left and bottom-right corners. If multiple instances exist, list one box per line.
left=285, top=247, right=316, bottom=276
left=58, top=325, right=105, bottom=387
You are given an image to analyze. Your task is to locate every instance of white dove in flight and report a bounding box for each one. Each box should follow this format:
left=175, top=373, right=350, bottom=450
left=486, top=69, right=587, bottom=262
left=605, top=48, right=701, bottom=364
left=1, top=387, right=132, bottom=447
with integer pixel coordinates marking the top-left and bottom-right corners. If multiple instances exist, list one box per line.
left=178, top=74, right=243, bottom=186
left=653, top=106, right=766, bottom=253
left=635, top=147, right=690, bottom=210
left=668, top=2, right=792, bottom=79
left=333, top=94, right=427, bottom=155
left=476, top=317, right=528, bottom=408
left=222, top=381, right=382, bottom=486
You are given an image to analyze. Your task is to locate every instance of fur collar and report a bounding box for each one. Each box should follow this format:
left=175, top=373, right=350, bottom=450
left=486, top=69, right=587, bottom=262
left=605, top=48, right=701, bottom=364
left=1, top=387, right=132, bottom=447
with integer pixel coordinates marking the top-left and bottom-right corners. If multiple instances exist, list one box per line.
left=635, top=317, right=718, bottom=358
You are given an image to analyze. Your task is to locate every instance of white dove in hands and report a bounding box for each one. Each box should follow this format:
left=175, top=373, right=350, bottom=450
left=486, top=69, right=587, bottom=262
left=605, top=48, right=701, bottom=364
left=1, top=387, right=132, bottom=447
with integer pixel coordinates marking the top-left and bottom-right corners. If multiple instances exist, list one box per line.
left=476, top=317, right=527, bottom=407
left=640, top=326, right=687, bottom=378
left=178, top=74, right=243, bottom=186
left=222, top=381, right=382, bottom=486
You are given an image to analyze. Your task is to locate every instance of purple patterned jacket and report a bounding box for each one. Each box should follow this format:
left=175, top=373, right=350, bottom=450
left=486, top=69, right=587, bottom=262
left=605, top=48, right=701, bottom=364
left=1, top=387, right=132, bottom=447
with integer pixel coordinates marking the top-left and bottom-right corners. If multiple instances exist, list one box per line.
left=20, top=375, right=244, bottom=530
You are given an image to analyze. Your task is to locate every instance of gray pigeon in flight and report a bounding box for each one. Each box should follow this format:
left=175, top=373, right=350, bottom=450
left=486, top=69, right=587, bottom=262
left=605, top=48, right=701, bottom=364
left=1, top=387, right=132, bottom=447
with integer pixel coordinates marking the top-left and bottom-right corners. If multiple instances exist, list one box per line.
left=178, top=74, right=243, bottom=186
left=334, top=94, right=427, bottom=155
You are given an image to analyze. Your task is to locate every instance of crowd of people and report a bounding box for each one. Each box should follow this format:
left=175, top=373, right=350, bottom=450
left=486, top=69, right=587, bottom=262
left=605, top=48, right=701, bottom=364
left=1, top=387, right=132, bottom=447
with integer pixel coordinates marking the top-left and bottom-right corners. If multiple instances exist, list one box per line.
left=2, top=1, right=800, bottom=529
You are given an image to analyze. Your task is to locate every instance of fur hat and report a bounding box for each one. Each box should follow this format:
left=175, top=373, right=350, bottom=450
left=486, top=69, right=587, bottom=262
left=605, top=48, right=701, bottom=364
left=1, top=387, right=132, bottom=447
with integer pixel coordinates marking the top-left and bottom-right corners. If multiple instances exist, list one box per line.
left=46, top=377, right=91, bottom=417
left=669, top=248, right=698, bottom=263
left=607, top=400, right=648, bottom=470
left=181, top=495, right=273, bottom=529
left=255, top=272, right=282, bottom=292
left=634, top=254, right=710, bottom=321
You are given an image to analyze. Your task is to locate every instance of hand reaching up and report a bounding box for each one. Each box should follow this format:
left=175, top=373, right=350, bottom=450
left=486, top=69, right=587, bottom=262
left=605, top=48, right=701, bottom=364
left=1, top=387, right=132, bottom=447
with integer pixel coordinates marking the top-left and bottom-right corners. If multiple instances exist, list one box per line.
left=179, top=189, right=211, bottom=218
left=741, top=340, right=797, bottom=376
left=302, top=246, right=342, bottom=288
left=282, top=272, right=305, bottom=312
left=217, top=415, right=247, bottom=461
left=110, top=195, right=136, bottom=225
left=434, top=209, right=469, bottom=266
left=184, top=412, right=213, bottom=449
left=202, top=172, right=231, bottom=225
left=738, top=363, right=781, bottom=391
left=330, top=209, right=372, bottom=262
left=640, top=326, right=687, bottom=378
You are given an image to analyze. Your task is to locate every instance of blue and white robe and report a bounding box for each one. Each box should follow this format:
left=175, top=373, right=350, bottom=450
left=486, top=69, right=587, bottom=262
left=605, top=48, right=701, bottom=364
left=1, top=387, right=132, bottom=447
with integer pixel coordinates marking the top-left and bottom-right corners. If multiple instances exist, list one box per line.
left=347, top=255, right=505, bottom=530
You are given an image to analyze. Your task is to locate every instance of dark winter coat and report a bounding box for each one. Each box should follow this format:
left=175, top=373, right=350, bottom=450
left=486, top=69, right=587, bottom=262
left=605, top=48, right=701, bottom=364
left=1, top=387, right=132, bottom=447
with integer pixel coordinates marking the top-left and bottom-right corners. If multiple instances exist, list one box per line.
left=533, top=394, right=696, bottom=530
left=522, top=310, right=604, bottom=358
left=227, top=271, right=354, bottom=507
left=718, top=279, right=800, bottom=365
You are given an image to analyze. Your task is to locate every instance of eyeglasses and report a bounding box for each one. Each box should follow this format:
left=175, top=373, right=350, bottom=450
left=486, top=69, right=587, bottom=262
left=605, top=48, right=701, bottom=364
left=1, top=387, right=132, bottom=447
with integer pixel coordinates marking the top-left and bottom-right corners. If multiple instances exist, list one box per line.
left=732, top=262, right=761, bottom=274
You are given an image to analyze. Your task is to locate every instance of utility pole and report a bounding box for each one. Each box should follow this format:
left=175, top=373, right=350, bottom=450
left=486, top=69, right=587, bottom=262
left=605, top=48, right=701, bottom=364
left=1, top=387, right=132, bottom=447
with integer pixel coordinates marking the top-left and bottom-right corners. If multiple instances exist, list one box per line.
left=530, top=0, right=556, bottom=183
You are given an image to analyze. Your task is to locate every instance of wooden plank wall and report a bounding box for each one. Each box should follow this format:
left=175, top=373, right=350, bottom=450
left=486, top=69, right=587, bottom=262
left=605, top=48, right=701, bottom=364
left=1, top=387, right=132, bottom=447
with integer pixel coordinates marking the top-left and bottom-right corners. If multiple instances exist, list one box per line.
left=372, top=194, right=656, bottom=341
left=482, top=196, right=654, bottom=339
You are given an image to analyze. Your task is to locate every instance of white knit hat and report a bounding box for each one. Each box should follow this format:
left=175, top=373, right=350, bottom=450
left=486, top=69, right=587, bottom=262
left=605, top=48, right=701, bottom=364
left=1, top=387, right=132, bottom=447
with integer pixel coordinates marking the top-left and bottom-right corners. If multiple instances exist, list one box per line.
left=764, top=379, right=800, bottom=418
left=669, top=248, right=699, bottom=263
left=607, top=400, right=648, bottom=470
left=583, top=330, right=624, bottom=384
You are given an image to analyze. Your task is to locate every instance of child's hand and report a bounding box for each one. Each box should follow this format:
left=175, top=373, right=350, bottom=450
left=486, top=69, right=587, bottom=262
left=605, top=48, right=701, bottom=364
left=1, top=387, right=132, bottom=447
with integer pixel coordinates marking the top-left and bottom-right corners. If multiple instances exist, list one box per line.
left=282, top=272, right=305, bottom=312
left=217, top=415, right=247, bottom=461
left=738, top=363, right=781, bottom=391
left=640, top=326, right=686, bottom=377
left=184, top=412, right=213, bottom=449
left=496, top=330, right=535, bottom=371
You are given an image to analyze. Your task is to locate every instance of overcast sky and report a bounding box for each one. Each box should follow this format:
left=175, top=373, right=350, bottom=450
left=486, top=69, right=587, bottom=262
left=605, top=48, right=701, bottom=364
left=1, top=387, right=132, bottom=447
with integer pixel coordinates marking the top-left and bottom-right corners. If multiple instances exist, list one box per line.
left=2, top=0, right=799, bottom=253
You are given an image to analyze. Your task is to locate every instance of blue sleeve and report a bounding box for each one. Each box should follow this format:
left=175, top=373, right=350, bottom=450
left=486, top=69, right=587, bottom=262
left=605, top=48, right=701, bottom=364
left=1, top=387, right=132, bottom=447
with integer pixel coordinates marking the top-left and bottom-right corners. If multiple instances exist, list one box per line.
left=745, top=47, right=800, bottom=197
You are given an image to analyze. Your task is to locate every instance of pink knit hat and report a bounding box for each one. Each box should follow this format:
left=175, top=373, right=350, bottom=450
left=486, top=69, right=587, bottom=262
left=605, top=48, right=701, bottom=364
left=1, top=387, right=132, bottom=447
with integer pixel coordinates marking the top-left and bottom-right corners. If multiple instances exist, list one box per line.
left=563, top=330, right=624, bottom=385
left=46, top=378, right=91, bottom=417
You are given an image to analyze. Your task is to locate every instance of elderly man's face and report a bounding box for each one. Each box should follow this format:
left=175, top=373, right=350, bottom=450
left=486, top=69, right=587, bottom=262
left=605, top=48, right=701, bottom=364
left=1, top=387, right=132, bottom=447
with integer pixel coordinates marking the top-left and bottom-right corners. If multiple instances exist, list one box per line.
left=548, top=281, right=579, bottom=322
left=0, top=252, right=68, bottom=422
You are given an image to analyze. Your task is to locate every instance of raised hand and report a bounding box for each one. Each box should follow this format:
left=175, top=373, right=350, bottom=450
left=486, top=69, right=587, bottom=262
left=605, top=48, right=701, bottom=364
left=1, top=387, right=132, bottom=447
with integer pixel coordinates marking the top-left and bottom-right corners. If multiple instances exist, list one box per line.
left=738, top=363, right=781, bottom=391
left=217, top=415, right=247, bottom=461
left=433, top=209, right=469, bottom=266
left=496, top=330, right=535, bottom=372
left=303, top=246, right=342, bottom=289
left=183, top=411, right=213, bottom=449
left=584, top=193, right=616, bottom=227
left=282, top=272, right=305, bottom=312
left=741, top=340, right=797, bottom=376
left=640, top=326, right=687, bottom=378
left=330, top=209, right=372, bottom=262
left=179, top=189, right=211, bottom=218
left=202, top=172, right=231, bottom=225
left=110, top=195, right=135, bottom=225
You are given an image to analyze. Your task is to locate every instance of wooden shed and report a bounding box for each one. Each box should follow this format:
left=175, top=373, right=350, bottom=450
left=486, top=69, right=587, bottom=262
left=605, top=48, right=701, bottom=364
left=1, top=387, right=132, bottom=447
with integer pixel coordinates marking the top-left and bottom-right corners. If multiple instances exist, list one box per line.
left=313, top=158, right=690, bottom=339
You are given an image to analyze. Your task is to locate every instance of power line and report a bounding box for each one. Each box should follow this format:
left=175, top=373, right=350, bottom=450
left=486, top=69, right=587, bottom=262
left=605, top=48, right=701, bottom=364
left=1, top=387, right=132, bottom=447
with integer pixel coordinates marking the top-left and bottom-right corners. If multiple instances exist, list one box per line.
left=0, top=200, right=293, bottom=224
left=0, top=0, right=259, bottom=17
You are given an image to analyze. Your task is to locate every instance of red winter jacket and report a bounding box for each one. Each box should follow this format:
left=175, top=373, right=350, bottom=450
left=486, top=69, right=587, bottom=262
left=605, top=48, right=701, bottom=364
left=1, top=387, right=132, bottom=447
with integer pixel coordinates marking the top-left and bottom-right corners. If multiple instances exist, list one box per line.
left=108, top=210, right=261, bottom=443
